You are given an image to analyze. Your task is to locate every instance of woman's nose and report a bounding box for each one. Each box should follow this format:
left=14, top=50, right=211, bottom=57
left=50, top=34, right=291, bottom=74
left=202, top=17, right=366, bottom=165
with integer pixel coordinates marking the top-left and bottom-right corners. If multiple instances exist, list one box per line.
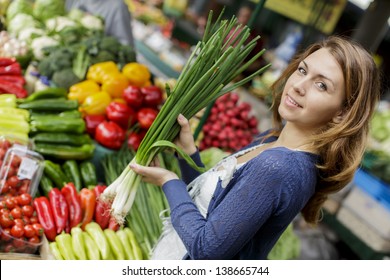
left=292, top=79, right=306, bottom=96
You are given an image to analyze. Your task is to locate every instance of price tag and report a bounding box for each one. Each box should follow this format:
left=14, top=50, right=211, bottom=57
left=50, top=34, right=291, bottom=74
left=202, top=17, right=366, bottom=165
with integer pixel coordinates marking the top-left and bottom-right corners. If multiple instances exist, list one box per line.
left=17, top=157, right=38, bottom=180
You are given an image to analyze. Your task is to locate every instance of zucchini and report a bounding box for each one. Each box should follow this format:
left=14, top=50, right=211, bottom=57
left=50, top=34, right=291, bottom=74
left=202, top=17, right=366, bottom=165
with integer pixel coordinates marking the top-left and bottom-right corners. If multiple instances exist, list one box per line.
left=18, top=98, right=78, bottom=111
left=21, top=87, right=67, bottom=103
left=30, top=116, right=86, bottom=134
left=35, top=143, right=95, bottom=161
left=32, top=132, right=92, bottom=146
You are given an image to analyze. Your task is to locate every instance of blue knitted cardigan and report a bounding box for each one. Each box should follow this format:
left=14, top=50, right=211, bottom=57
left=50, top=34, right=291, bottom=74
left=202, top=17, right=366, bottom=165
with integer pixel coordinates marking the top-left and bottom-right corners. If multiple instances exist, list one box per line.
left=162, top=134, right=319, bottom=260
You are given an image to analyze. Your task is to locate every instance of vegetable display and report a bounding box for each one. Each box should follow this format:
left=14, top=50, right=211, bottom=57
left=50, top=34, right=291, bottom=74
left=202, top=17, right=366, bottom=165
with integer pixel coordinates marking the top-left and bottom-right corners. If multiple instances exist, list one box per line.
left=199, top=92, right=259, bottom=152
left=101, top=10, right=270, bottom=223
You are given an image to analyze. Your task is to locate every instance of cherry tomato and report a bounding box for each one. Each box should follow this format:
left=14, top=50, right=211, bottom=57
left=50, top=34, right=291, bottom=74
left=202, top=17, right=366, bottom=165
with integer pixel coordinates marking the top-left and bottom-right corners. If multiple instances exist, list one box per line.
left=0, top=208, right=10, bottom=215
left=3, top=244, right=15, bottom=253
left=12, top=237, right=26, bottom=249
left=3, top=197, right=15, bottom=209
left=7, top=175, right=21, bottom=188
left=28, top=236, right=40, bottom=244
left=13, top=218, right=25, bottom=227
left=32, top=223, right=44, bottom=237
left=0, top=213, right=14, bottom=228
left=1, top=228, right=12, bottom=241
left=10, top=206, right=23, bottom=219
left=22, top=216, right=30, bottom=225
left=30, top=216, right=38, bottom=224
left=11, top=155, right=21, bottom=168
left=21, top=205, right=34, bottom=217
left=6, top=166, right=17, bottom=178
left=11, top=224, right=24, bottom=238
left=17, top=193, right=32, bottom=206
left=24, top=224, right=35, bottom=238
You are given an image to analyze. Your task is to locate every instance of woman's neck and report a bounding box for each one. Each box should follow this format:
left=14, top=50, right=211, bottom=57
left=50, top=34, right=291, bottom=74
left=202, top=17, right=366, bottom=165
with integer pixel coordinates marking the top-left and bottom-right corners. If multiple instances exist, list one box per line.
left=274, top=124, right=318, bottom=153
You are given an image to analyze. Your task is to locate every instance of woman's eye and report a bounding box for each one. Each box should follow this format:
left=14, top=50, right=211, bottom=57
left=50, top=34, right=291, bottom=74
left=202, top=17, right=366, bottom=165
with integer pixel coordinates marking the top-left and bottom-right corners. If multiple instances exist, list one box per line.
left=317, top=82, right=327, bottom=91
left=298, top=67, right=306, bottom=74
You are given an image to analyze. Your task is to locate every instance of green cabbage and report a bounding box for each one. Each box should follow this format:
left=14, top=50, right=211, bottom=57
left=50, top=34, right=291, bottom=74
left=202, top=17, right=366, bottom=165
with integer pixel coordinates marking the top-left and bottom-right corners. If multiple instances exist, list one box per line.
left=6, top=0, right=33, bottom=22
left=33, top=0, right=66, bottom=22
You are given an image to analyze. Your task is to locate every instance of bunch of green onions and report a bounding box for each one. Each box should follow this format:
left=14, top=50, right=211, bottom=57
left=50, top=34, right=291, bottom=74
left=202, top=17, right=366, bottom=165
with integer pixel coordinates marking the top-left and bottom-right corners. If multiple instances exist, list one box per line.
left=101, top=10, right=271, bottom=224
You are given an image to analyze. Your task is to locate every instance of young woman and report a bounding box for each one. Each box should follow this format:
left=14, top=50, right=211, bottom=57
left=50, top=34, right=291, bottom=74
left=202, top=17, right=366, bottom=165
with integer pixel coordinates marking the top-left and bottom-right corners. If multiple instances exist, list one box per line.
left=130, top=36, right=381, bottom=260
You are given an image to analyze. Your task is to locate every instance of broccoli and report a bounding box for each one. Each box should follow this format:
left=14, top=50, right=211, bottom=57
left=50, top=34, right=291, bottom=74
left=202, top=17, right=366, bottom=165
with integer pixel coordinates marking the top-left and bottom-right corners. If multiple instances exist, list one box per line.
left=52, top=68, right=82, bottom=90
left=37, top=57, right=55, bottom=78
left=99, top=36, right=121, bottom=54
left=49, top=48, right=75, bottom=71
left=90, top=50, right=116, bottom=65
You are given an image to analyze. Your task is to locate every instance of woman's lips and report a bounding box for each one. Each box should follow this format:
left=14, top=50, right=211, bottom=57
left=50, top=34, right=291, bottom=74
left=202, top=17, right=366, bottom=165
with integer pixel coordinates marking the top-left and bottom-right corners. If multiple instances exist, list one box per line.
left=286, top=94, right=302, bottom=108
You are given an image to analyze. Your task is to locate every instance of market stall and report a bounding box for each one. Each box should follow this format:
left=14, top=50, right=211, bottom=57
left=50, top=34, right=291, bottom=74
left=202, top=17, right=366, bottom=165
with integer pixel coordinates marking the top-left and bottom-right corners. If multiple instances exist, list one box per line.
left=1, top=0, right=389, bottom=261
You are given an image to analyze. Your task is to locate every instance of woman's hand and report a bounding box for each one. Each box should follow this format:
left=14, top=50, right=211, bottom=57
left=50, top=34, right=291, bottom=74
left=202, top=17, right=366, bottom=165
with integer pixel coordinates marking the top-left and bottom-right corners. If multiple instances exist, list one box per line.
left=175, top=114, right=197, bottom=156
left=129, top=160, right=179, bottom=187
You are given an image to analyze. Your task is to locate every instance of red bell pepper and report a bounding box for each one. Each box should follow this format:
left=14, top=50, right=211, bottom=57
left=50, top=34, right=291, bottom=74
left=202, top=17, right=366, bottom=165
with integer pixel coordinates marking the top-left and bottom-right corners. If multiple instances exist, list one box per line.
left=123, top=85, right=143, bottom=108
left=84, top=115, right=106, bottom=137
left=80, top=188, right=96, bottom=230
left=48, top=188, right=69, bottom=234
left=0, top=79, right=27, bottom=98
left=137, top=108, right=158, bottom=129
left=33, top=197, right=57, bottom=241
left=141, top=85, right=163, bottom=108
left=95, top=121, right=126, bottom=150
left=105, top=101, right=136, bottom=129
left=0, top=75, right=25, bottom=87
left=0, top=57, right=16, bottom=67
left=127, top=130, right=147, bottom=150
left=0, top=62, right=22, bottom=75
left=61, top=183, right=82, bottom=229
left=93, top=185, right=110, bottom=230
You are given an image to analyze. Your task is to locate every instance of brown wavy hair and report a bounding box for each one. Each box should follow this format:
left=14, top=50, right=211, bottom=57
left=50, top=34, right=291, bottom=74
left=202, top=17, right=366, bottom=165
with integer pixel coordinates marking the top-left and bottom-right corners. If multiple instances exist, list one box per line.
left=267, top=36, right=381, bottom=224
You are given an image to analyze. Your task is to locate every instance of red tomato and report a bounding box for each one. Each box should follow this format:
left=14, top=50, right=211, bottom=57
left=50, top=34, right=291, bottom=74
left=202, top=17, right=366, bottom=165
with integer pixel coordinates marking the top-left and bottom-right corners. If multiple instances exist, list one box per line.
left=11, top=224, right=24, bottom=238
left=32, top=223, right=44, bottom=237
left=4, top=197, right=15, bottom=209
left=17, top=193, right=32, bottom=206
left=28, top=236, right=40, bottom=244
left=12, top=237, right=26, bottom=248
left=0, top=208, right=10, bottom=215
left=3, top=244, right=15, bottom=253
left=6, top=166, right=17, bottom=178
left=10, top=155, right=21, bottom=168
left=7, top=175, right=21, bottom=188
left=30, top=216, right=38, bottom=224
left=23, top=224, right=35, bottom=238
left=0, top=213, right=14, bottom=228
left=10, top=206, right=23, bottom=219
left=22, top=216, right=30, bottom=225
left=13, top=218, right=25, bottom=227
left=21, top=205, right=34, bottom=217
left=127, top=131, right=144, bottom=150
left=1, top=228, right=12, bottom=241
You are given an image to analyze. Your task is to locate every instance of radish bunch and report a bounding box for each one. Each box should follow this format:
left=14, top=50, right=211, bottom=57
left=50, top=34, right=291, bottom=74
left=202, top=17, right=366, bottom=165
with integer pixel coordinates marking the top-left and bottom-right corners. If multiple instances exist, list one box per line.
left=199, top=92, right=259, bottom=152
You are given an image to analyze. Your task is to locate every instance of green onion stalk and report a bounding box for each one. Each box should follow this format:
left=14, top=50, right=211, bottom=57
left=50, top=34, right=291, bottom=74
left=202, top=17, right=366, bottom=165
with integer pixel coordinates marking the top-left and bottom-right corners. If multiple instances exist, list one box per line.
left=101, top=9, right=271, bottom=224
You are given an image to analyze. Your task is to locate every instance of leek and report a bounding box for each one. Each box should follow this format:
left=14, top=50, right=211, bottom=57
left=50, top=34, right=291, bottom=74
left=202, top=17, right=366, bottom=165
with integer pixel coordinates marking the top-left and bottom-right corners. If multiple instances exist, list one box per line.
left=101, top=9, right=271, bottom=224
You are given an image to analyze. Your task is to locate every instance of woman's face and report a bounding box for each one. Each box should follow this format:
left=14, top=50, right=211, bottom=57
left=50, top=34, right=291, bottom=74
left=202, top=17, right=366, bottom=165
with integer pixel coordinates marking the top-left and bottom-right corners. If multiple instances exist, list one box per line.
left=278, top=48, right=346, bottom=132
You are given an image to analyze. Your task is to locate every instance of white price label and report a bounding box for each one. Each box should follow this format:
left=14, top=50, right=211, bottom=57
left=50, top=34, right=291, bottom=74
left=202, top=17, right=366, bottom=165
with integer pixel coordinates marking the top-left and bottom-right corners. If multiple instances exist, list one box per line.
left=17, top=157, right=38, bottom=180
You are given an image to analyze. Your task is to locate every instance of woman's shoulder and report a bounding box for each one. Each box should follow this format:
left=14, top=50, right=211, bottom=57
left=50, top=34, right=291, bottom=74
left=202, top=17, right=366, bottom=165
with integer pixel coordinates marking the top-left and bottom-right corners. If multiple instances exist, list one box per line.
left=246, top=147, right=318, bottom=179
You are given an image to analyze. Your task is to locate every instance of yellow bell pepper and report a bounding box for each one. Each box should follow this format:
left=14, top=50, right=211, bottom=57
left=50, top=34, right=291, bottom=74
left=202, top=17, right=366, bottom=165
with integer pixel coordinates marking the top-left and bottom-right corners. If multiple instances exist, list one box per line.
left=68, top=80, right=101, bottom=104
left=122, top=62, right=151, bottom=87
left=101, top=73, right=129, bottom=98
left=79, top=91, right=112, bottom=116
left=86, top=61, right=120, bottom=84
left=112, top=98, right=126, bottom=104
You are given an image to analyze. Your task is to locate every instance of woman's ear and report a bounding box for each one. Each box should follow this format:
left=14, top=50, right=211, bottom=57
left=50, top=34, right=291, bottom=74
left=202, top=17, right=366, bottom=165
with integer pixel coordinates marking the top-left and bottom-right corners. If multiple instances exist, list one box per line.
left=332, top=109, right=345, bottom=124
